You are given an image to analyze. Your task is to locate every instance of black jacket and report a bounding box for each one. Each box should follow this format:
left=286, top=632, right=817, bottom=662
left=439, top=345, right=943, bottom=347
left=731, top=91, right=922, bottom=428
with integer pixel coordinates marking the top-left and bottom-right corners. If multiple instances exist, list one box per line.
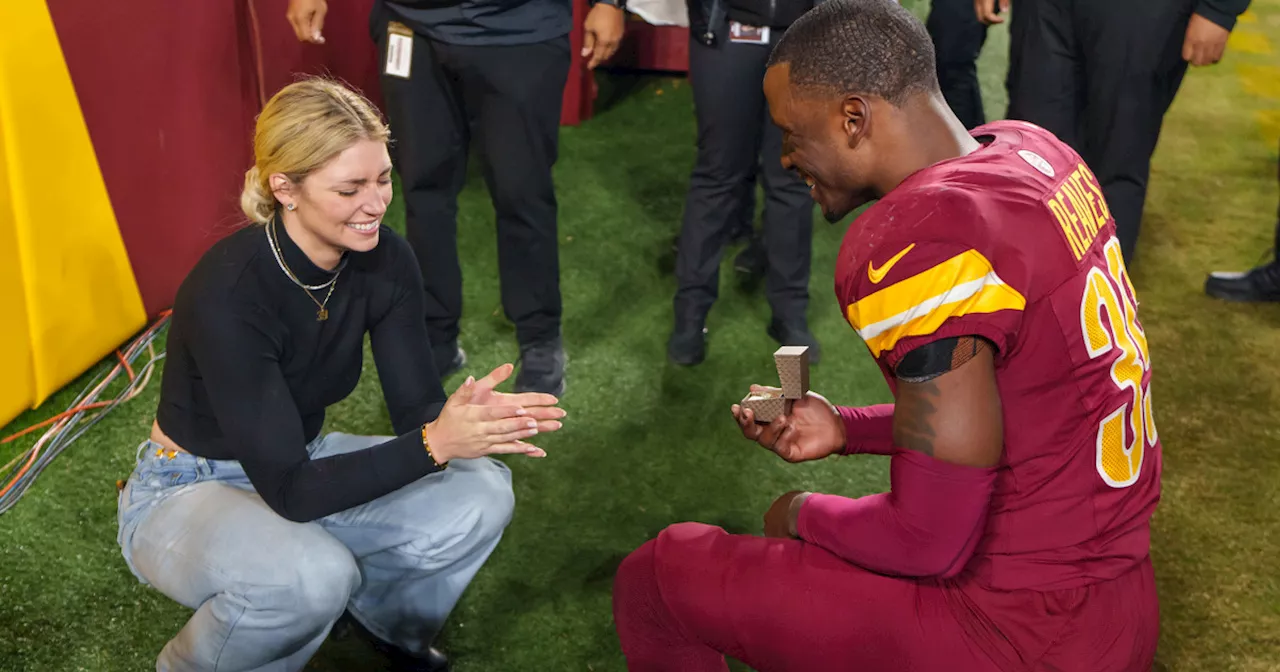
left=1196, top=0, right=1251, bottom=31
left=688, top=0, right=1252, bottom=45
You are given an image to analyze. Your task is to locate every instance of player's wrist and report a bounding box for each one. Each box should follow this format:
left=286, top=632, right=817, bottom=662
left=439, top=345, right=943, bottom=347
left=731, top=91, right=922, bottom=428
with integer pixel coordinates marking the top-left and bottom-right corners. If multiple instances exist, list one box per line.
left=835, top=404, right=895, bottom=455
left=833, top=404, right=848, bottom=454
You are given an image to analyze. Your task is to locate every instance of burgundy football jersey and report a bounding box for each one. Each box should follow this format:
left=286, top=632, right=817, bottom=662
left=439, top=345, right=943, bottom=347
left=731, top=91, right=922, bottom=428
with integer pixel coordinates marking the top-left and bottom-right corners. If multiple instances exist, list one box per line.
left=834, top=120, right=1162, bottom=592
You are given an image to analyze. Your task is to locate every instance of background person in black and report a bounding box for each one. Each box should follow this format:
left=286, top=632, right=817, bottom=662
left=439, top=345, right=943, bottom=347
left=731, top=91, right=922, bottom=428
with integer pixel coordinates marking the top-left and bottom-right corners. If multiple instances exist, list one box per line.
left=114, top=79, right=566, bottom=672
left=286, top=0, right=627, bottom=397
left=670, top=0, right=821, bottom=366
left=926, top=0, right=989, bottom=131
left=982, top=0, right=1252, bottom=265
left=1205, top=139, right=1280, bottom=302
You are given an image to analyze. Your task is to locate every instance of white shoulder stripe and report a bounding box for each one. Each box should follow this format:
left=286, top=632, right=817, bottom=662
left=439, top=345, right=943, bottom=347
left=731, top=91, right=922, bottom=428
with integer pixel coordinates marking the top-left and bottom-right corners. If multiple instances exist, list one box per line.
left=856, top=271, right=1012, bottom=341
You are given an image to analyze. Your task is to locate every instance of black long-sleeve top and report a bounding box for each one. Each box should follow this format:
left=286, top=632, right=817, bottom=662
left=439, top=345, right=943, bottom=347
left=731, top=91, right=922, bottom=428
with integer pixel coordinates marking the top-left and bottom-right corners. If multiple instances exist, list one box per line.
left=1197, top=0, right=1251, bottom=30
left=155, top=217, right=447, bottom=522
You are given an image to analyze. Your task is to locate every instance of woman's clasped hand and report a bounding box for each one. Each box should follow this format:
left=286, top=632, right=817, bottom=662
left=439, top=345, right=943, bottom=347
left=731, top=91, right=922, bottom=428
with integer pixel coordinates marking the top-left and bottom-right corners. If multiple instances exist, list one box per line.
left=423, top=362, right=567, bottom=463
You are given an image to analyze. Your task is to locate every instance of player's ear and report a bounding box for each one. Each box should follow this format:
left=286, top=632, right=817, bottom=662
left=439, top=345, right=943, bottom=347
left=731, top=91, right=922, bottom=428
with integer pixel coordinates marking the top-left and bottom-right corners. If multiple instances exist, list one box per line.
left=840, top=95, right=869, bottom=149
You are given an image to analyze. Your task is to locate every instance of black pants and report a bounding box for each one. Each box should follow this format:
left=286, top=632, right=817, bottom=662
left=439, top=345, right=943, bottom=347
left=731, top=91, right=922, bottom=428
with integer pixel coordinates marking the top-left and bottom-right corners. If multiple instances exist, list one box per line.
left=673, top=20, right=814, bottom=327
left=1006, top=0, right=1192, bottom=264
left=927, top=0, right=990, bottom=130
left=372, top=3, right=571, bottom=353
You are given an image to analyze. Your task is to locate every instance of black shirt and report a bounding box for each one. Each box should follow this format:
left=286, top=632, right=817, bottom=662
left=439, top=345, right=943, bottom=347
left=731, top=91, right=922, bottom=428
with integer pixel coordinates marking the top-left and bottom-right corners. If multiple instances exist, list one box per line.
left=156, top=218, right=447, bottom=522
left=726, top=0, right=815, bottom=29
left=386, top=0, right=572, bottom=46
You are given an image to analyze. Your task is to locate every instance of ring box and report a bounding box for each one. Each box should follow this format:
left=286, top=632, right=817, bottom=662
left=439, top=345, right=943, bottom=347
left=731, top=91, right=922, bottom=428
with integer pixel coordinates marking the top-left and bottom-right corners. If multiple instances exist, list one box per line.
left=741, top=346, right=810, bottom=423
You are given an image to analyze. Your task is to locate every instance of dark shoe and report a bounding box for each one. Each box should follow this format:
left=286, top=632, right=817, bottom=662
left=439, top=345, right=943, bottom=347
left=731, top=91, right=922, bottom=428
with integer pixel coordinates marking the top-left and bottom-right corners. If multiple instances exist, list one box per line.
left=767, top=319, right=821, bottom=364
left=433, top=343, right=467, bottom=379
left=373, top=643, right=449, bottom=672
left=385, top=647, right=449, bottom=672
left=1205, top=258, right=1280, bottom=302
left=332, top=612, right=450, bottom=671
left=667, top=319, right=708, bottom=366
left=515, top=337, right=566, bottom=396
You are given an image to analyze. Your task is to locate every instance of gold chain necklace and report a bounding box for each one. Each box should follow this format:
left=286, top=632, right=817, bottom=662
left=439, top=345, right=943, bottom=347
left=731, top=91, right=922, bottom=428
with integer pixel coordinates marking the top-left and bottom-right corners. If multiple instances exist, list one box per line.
left=266, top=219, right=344, bottom=321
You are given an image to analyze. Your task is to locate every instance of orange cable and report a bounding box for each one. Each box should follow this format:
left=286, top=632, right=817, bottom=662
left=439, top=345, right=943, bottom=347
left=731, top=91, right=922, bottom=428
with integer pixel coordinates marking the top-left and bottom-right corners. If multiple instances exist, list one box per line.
left=0, top=341, right=158, bottom=500
left=0, top=400, right=117, bottom=445
left=0, top=427, right=55, bottom=499
left=2, top=311, right=171, bottom=444
left=2, top=356, right=123, bottom=445
left=0, top=311, right=171, bottom=503
left=116, top=350, right=136, bottom=381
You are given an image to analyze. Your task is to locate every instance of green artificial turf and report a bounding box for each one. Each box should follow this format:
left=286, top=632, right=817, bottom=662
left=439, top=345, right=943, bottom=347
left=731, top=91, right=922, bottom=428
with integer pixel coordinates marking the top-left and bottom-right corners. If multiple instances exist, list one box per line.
left=2, top=1, right=1279, bottom=669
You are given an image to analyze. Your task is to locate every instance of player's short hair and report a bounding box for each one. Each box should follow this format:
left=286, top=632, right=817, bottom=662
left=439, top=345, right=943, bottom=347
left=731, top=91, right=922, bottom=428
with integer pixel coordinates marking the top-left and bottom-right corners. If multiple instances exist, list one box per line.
left=767, top=0, right=939, bottom=106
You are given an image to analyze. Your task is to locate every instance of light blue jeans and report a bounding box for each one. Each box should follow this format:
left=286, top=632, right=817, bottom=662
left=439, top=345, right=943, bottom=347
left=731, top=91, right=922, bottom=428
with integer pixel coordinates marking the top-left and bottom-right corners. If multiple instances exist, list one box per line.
left=116, top=432, right=515, bottom=672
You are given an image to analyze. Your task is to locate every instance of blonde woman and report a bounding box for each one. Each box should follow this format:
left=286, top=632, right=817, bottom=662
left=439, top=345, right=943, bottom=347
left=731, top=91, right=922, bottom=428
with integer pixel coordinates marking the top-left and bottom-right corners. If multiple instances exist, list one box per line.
left=115, top=79, right=564, bottom=671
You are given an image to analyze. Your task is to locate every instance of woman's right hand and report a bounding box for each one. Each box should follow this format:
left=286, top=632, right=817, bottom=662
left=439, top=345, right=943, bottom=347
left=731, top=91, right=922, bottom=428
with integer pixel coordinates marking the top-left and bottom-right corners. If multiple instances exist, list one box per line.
left=423, top=368, right=565, bottom=463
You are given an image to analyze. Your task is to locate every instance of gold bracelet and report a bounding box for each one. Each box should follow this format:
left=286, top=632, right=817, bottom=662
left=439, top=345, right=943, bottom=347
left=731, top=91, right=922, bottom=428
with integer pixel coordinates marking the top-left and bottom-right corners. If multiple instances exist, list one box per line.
left=422, top=423, right=447, bottom=469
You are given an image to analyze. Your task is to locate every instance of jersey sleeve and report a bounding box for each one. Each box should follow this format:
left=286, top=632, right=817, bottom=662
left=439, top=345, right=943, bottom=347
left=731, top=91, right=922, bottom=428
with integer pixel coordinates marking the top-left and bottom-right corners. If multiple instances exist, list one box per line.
left=842, top=201, right=1030, bottom=371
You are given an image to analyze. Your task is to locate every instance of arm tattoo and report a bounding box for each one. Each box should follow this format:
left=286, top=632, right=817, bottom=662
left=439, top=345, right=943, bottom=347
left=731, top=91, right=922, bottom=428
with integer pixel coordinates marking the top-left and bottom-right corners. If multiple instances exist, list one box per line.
left=891, top=336, right=992, bottom=456
left=894, top=379, right=941, bottom=456
left=894, top=336, right=990, bottom=383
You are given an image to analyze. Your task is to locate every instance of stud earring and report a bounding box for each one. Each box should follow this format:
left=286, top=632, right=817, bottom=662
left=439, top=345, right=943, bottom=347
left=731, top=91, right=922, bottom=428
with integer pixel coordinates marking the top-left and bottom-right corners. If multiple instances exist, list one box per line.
left=286, top=203, right=296, bottom=211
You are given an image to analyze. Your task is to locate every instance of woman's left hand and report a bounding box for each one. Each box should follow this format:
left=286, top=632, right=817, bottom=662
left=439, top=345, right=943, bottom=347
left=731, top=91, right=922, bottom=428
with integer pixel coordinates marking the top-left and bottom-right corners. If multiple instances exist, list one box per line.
left=469, top=363, right=566, bottom=427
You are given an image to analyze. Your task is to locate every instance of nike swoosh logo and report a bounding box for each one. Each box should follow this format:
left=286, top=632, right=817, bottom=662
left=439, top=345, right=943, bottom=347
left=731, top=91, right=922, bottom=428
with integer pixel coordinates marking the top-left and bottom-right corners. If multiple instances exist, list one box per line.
left=868, top=244, right=915, bottom=284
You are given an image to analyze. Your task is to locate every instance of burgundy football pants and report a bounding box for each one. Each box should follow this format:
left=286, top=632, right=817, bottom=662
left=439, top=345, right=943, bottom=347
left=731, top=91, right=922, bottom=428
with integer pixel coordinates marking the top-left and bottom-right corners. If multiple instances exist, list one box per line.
left=612, top=522, right=1158, bottom=672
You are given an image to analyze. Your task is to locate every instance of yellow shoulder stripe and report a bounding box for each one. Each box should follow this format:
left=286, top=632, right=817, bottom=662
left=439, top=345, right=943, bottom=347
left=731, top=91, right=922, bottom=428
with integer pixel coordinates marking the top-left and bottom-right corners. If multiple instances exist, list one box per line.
left=846, top=249, right=1026, bottom=357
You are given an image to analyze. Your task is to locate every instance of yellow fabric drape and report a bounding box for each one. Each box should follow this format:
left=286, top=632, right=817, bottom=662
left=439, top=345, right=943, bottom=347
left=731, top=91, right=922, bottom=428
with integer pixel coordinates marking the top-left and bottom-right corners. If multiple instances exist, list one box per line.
left=0, top=1, right=147, bottom=428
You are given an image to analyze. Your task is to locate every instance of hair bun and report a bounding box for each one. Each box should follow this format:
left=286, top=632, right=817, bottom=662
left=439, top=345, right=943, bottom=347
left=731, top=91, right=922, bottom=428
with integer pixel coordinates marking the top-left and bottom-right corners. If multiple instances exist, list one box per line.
left=240, top=165, right=275, bottom=223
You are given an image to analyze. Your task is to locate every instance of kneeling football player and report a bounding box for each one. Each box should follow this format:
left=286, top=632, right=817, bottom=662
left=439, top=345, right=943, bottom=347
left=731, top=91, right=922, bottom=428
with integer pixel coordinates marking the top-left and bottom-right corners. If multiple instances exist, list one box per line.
left=611, top=1, right=1163, bottom=670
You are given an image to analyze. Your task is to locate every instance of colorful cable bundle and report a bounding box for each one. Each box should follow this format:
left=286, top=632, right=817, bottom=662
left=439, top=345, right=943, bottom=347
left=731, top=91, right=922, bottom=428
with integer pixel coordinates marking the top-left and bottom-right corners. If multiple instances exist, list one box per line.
left=0, top=312, right=170, bottom=515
